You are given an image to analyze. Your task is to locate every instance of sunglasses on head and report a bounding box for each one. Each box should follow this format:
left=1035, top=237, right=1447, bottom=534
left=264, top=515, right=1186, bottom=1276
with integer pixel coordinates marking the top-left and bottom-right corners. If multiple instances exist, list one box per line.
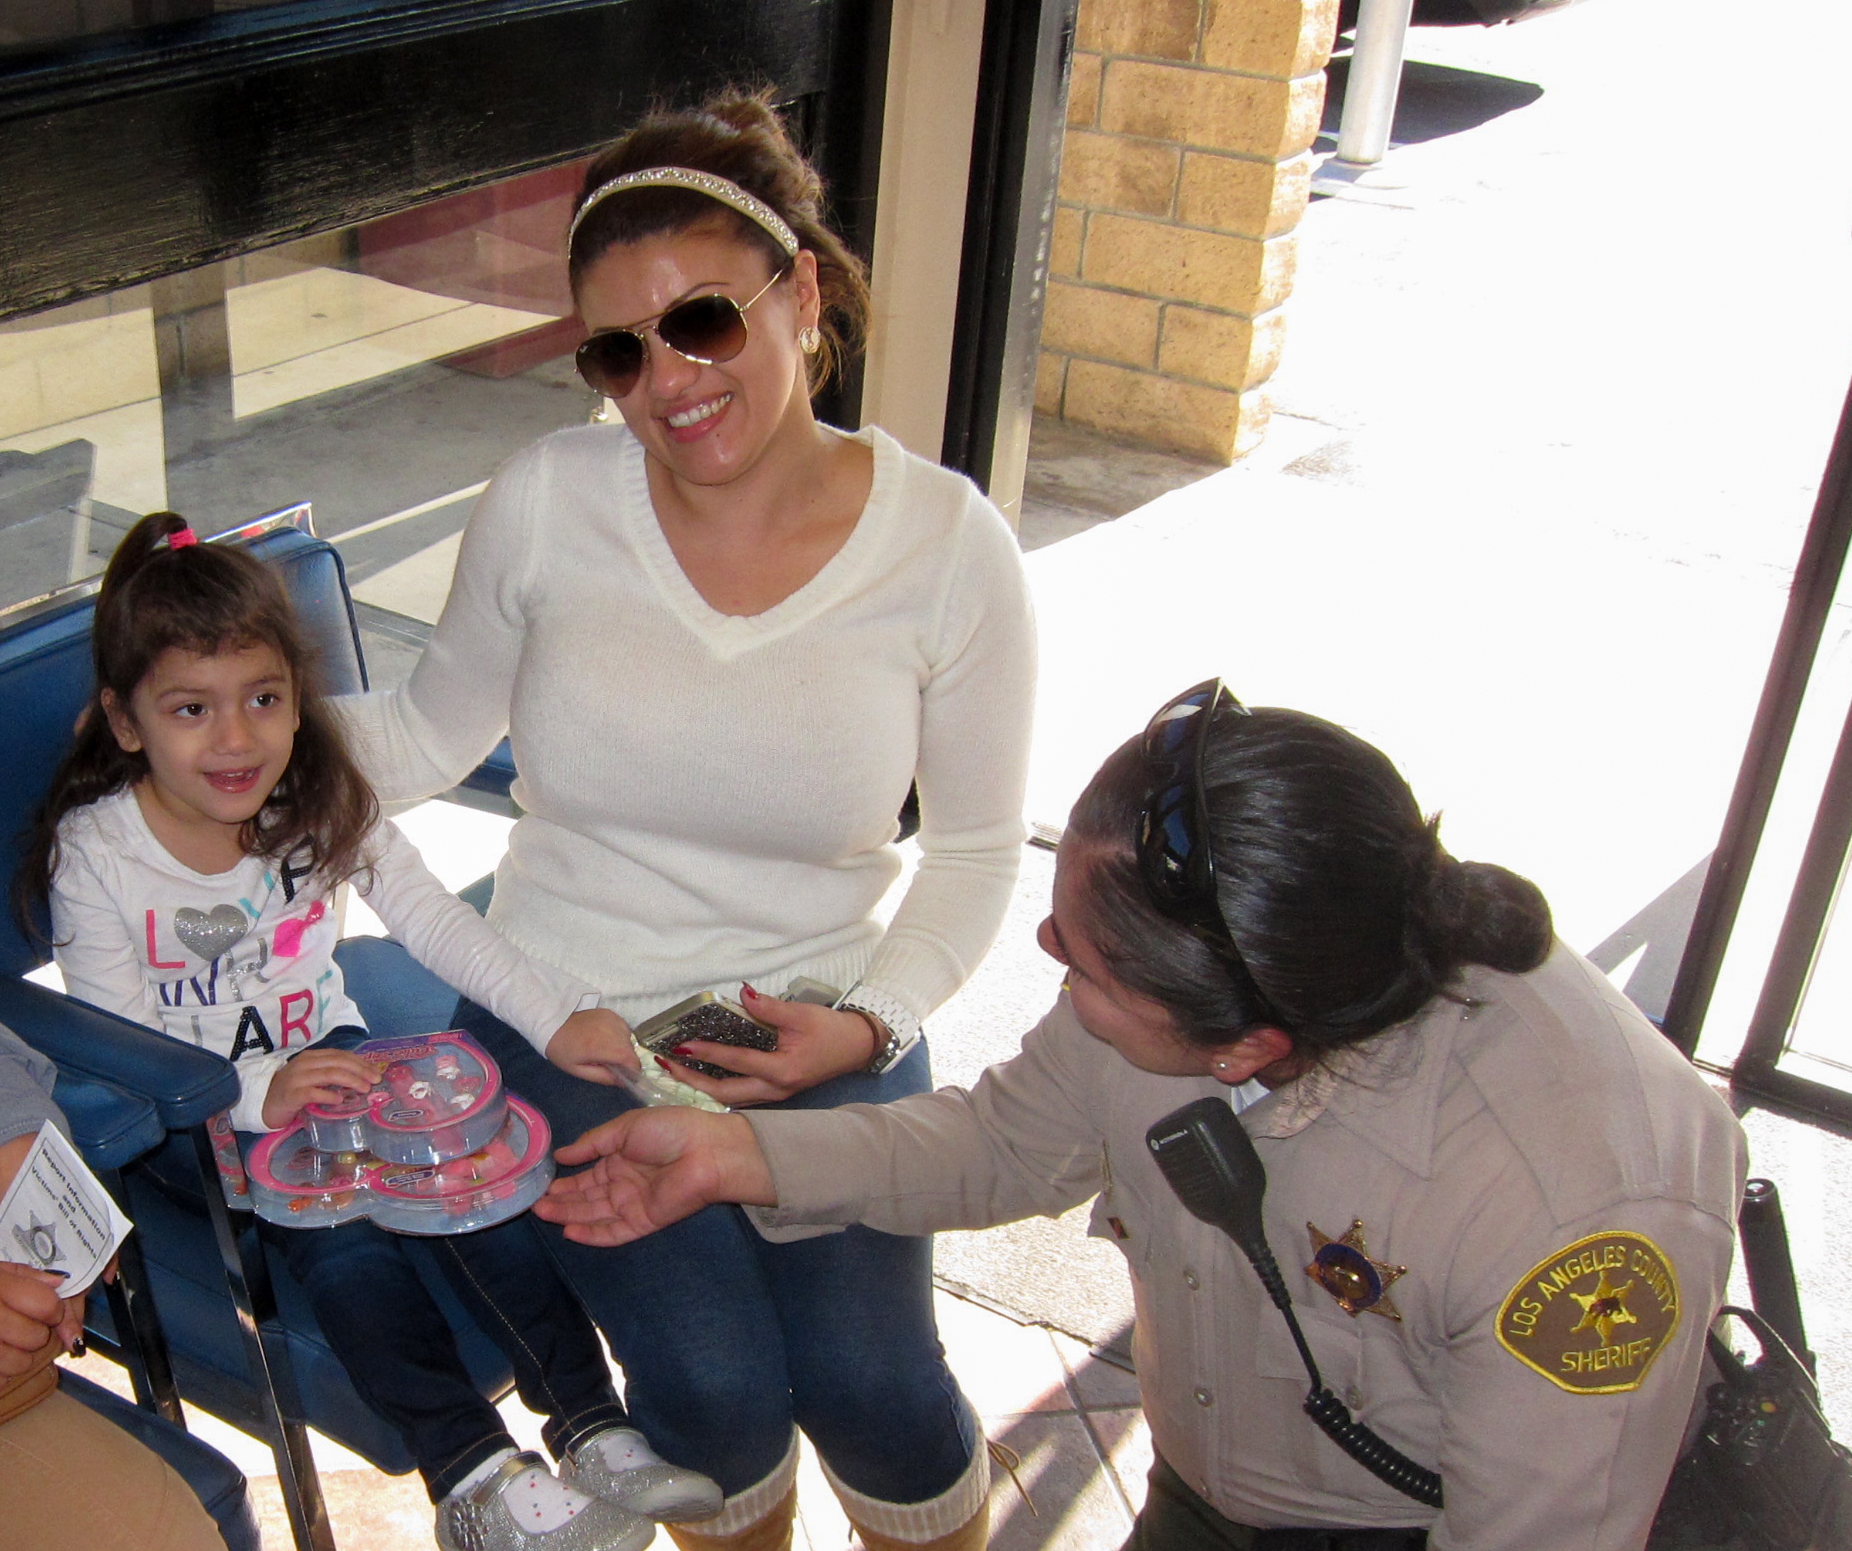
left=1135, top=679, right=1287, bottom=1029
left=575, top=260, right=793, bottom=400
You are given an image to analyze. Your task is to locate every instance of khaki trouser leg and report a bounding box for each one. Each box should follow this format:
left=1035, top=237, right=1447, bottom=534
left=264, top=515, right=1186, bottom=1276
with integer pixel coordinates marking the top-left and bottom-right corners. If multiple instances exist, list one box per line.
left=0, top=1382, right=226, bottom=1551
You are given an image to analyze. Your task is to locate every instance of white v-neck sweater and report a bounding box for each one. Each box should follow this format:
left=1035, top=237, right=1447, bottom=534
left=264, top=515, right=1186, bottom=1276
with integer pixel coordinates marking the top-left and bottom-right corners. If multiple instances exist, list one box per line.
left=339, top=422, right=1037, bottom=1031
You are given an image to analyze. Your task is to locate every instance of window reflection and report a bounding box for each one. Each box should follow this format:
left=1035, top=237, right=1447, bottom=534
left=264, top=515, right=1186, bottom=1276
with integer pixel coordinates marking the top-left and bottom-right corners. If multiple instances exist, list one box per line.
left=0, top=161, right=596, bottom=656
left=0, top=2, right=309, bottom=56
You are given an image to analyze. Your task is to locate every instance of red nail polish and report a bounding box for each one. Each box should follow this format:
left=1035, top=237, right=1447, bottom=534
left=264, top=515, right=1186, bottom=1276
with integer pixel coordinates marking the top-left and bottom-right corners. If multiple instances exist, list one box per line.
left=672, top=1045, right=695, bottom=1058
left=653, top=1056, right=672, bottom=1071
left=741, top=983, right=760, bottom=1001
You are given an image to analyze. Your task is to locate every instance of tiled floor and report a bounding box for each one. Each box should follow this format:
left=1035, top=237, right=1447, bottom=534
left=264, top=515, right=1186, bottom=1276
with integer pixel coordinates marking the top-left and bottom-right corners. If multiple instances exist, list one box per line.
left=64, top=1287, right=1151, bottom=1551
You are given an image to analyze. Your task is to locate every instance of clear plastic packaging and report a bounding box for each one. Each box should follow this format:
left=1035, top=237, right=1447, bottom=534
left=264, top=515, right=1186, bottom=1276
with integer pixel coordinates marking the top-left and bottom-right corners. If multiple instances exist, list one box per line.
left=301, top=1030, right=504, bottom=1163
left=246, top=1098, right=553, bottom=1234
left=243, top=1130, right=371, bottom=1228
left=246, top=1030, right=553, bottom=1234
left=366, top=1100, right=554, bottom=1235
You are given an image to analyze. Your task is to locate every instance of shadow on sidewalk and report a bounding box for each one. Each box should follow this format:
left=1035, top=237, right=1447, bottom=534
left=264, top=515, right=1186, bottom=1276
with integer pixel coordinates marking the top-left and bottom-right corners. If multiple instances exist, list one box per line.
left=1321, top=53, right=1545, bottom=148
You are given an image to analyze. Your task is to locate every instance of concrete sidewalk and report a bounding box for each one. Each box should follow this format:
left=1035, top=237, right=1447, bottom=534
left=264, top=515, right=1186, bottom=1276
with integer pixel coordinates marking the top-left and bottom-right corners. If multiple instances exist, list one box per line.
left=1005, top=0, right=1852, bottom=1445
left=64, top=1287, right=1153, bottom=1551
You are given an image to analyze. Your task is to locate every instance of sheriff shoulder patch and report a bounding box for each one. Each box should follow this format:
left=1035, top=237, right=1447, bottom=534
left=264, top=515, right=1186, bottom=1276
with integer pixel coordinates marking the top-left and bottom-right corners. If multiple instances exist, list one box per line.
left=1495, top=1230, right=1679, bottom=1395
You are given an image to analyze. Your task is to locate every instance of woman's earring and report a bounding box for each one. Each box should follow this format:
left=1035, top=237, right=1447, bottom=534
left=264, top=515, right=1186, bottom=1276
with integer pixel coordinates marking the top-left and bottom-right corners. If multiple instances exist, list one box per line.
left=1213, top=1060, right=1230, bottom=1073
left=588, top=396, right=610, bottom=425
left=798, top=324, right=822, bottom=355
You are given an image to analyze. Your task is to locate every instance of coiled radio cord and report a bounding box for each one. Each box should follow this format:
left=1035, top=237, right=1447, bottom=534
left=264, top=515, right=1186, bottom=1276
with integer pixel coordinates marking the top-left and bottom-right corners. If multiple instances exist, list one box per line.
left=1148, top=1096, right=1444, bottom=1510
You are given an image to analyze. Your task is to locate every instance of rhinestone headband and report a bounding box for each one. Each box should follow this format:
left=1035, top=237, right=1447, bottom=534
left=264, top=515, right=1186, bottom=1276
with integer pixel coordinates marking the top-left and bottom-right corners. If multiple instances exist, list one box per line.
left=568, top=167, right=800, bottom=257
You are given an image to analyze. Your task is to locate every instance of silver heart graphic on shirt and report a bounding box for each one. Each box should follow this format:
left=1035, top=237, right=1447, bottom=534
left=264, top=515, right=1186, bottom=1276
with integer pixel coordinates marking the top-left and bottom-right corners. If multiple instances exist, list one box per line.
left=173, top=904, right=249, bottom=961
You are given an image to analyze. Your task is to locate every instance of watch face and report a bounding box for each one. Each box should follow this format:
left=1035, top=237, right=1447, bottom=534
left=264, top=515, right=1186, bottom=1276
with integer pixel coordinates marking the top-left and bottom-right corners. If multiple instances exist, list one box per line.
left=867, top=1028, right=908, bottom=1073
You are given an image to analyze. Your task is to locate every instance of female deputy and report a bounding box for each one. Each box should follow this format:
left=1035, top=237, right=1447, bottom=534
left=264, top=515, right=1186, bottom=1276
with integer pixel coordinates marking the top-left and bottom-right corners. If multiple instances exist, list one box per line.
left=537, top=686, right=1748, bottom=1550
left=338, top=92, right=1034, bottom=1551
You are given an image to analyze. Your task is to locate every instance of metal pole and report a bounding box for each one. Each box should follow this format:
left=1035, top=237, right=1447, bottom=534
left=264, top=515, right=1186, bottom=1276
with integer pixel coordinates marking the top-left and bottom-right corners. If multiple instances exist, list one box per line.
left=1332, top=0, right=1415, bottom=168
left=1661, top=379, right=1852, bottom=1058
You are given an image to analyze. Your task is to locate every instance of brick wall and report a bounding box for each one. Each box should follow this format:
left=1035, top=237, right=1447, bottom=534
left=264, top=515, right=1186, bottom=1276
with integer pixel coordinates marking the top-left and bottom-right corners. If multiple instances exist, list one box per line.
left=1040, top=0, right=1338, bottom=461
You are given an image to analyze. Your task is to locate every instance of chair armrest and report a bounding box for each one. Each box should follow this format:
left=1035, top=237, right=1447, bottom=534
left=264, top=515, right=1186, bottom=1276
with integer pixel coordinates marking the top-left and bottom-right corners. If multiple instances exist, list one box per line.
left=458, top=738, right=516, bottom=802
left=50, top=1070, right=166, bottom=1171
left=0, top=978, right=237, bottom=1129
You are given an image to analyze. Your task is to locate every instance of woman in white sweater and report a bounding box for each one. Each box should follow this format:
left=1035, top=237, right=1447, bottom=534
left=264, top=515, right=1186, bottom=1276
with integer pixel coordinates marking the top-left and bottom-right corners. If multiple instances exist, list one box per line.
left=339, top=93, right=1036, bottom=1551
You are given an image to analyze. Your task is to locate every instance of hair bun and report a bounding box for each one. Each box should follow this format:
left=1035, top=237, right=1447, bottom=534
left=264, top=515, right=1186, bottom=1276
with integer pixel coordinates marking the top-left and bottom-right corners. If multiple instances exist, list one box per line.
left=1429, top=857, right=1552, bottom=974
left=705, top=90, right=783, bottom=137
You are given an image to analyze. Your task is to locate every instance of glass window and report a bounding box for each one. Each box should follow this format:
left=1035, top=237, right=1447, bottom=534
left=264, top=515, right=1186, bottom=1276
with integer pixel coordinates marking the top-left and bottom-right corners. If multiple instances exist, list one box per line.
left=0, top=2, right=329, bottom=57
left=0, top=159, right=596, bottom=681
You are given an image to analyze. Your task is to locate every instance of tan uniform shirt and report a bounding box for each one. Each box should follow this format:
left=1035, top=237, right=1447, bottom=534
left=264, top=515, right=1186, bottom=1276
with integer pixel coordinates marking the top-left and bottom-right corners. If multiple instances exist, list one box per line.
left=747, top=944, right=1747, bottom=1550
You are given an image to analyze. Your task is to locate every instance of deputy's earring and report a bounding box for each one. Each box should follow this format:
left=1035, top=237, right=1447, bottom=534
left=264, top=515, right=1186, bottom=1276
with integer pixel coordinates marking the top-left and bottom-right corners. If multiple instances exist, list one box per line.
left=798, top=324, right=822, bottom=355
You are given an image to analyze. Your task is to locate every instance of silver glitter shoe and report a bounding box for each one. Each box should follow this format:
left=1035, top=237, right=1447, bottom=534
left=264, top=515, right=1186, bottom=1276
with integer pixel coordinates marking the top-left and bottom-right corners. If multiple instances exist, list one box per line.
left=562, top=1428, right=724, bottom=1522
left=435, top=1451, right=655, bottom=1551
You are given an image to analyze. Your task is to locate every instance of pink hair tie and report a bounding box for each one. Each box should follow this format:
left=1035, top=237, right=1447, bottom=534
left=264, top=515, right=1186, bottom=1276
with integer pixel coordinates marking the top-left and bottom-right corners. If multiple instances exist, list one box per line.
left=165, top=527, right=198, bottom=549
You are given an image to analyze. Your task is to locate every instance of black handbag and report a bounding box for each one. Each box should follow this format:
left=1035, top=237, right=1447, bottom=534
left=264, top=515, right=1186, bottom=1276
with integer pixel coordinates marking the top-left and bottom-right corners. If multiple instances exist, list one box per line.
left=1648, top=1307, right=1852, bottom=1550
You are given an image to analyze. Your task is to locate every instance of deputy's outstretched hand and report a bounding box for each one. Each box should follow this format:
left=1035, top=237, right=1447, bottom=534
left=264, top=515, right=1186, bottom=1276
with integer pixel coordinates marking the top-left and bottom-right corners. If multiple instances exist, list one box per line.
left=649, top=987, right=879, bottom=1106
left=535, top=1107, right=775, bottom=1246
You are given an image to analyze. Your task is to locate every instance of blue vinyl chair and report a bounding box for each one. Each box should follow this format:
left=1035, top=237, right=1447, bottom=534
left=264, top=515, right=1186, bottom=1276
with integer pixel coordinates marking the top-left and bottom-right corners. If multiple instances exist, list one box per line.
left=0, top=505, right=517, bottom=1551
left=28, top=1053, right=262, bottom=1550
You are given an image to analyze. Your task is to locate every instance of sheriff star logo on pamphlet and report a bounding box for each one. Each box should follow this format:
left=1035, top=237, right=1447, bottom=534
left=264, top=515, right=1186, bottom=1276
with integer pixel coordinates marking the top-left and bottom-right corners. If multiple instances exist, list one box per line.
left=1496, top=1231, right=1678, bottom=1394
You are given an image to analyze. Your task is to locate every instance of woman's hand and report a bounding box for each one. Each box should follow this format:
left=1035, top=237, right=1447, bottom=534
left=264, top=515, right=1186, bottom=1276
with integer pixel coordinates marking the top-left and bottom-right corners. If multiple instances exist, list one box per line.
left=650, top=987, right=880, bottom=1107
left=261, top=1047, right=380, bottom=1129
left=546, top=1008, right=642, bottom=1084
left=535, top=1107, right=775, bottom=1245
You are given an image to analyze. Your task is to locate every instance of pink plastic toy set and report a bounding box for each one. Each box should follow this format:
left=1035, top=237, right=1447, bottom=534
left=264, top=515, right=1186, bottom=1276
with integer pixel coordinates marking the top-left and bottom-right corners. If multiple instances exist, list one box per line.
left=245, top=1030, right=554, bottom=1234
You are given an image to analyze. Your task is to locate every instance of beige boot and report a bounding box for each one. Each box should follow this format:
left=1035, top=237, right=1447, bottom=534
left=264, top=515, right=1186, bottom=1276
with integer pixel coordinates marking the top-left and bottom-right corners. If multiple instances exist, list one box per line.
left=846, top=1501, right=990, bottom=1551
left=663, top=1486, right=797, bottom=1551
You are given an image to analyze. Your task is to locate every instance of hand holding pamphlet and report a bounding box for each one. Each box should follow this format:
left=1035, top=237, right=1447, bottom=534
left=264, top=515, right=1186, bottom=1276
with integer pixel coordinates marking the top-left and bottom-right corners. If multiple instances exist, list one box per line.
left=0, top=1121, right=132, bottom=1296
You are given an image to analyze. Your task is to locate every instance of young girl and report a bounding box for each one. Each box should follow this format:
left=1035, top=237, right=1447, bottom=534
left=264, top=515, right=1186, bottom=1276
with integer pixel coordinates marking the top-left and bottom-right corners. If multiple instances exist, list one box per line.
left=20, top=512, right=721, bottom=1551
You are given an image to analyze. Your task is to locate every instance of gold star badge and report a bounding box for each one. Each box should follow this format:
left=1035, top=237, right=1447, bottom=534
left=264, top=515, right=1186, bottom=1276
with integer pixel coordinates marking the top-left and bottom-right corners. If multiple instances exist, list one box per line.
left=1570, top=1268, right=1639, bottom=1347
left=1306, top=1220, right=1406, bottom=1320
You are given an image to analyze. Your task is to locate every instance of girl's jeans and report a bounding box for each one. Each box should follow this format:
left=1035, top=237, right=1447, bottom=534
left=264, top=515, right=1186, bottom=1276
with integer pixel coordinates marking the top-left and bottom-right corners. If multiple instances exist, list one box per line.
left=452, top=997, right=979, bottom=1503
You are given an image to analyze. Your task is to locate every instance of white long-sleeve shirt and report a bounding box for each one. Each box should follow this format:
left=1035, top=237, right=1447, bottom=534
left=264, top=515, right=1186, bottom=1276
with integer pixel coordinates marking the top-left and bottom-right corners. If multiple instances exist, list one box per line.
left=51, top=787, right=594, bottom=1130
left=336, top=421, right=1037, bottom=1032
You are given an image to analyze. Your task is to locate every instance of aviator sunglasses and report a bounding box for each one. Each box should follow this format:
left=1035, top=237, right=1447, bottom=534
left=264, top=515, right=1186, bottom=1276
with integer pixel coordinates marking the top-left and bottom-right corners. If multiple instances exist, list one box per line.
left=575, top=259, right=794, bottom=400
left=1136, top=679, right=1288, bottom=1029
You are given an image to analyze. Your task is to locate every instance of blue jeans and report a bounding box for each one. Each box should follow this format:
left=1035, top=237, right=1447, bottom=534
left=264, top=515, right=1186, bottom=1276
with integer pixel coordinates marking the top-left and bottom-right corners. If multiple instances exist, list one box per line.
left=452, top=998, right=979, bottom=1503
left=251, top=1028, right=628, bottom=1499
